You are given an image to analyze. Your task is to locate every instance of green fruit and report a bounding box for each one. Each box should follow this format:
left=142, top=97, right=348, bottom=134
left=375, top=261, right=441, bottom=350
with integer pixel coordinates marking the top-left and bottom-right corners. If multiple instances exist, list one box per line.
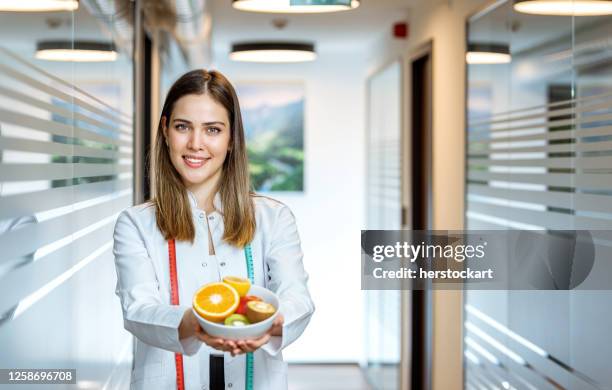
left=224, top=314, right=250, bottom=327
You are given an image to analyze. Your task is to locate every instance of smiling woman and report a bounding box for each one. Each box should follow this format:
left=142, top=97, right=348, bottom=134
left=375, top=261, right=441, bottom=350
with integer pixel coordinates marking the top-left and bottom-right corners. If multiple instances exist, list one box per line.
left=162, top=94, right=231, bottom=197
left=112, top=69, right=315, bottom=390
left=152, top=70, right=254, bottom=247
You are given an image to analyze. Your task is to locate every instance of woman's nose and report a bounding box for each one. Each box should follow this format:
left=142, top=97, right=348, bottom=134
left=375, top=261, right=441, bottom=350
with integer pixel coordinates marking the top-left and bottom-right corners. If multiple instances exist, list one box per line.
left=187, top=129, right=205, bottom=150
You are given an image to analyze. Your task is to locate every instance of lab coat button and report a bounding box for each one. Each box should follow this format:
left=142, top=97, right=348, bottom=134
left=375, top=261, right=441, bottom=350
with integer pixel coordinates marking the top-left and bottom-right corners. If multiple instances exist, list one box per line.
left=201, top=386, right=207, bottom=390
left=220, top=262, right=226, bottom=267
left=208, top=215, right=214, bottom=220
left=199, top=213, right=204, bottom=218
left=202, top=262, right=207, bottom=267
left=228, top=384, right=233, bottom=388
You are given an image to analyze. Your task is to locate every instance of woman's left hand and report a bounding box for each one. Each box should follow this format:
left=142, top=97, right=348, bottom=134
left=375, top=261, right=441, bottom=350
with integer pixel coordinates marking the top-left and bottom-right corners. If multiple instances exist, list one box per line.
left=230, top=314, right=284, bottom=356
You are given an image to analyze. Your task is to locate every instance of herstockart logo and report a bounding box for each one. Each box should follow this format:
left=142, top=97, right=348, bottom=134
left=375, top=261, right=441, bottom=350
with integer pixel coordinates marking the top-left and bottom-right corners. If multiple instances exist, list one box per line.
left=360, top=230, right=603, bottom=290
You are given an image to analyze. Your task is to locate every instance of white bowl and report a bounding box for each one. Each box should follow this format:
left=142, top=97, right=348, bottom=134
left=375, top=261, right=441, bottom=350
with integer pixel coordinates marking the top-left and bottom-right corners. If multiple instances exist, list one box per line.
left=192, top=285, right=280, bottom=340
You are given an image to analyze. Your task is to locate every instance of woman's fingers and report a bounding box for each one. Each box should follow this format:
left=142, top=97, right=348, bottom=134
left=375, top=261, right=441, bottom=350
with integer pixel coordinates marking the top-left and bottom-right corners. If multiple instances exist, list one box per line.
left=252, top=333, right=271, bottom=348
left=269, top=314, right=285, bottom=336
left=237, top=340, right=248, bottom=352
left=237, top=333, right=272, bottom=353
left=194, top=325, right=272, bottom=353
left=195, top=327, right=236, bottom=352
left=225, top=340, right=237, bottom=351
left=275, top=314, right=285, bottom=326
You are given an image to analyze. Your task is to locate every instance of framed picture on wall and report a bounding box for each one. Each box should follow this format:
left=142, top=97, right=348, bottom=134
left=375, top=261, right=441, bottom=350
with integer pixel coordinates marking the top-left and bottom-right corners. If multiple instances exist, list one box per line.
left=236, top=83, right=304, bottom=192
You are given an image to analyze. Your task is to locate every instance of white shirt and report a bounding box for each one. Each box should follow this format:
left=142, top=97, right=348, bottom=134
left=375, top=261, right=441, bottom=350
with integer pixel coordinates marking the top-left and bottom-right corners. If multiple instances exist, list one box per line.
left=112, top=191, right=315, bottom=390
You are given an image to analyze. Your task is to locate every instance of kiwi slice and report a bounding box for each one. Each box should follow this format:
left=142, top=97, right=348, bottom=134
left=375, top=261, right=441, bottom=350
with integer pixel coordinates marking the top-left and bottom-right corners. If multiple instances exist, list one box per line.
left=224, top=314, right=250, bottom=327
left=245, top=301, right=276, bottom=323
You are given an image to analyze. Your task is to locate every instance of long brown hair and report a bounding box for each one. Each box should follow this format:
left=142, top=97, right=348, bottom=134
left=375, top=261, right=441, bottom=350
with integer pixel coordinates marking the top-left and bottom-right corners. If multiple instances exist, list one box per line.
left=151, top=69, right=255, bottom=247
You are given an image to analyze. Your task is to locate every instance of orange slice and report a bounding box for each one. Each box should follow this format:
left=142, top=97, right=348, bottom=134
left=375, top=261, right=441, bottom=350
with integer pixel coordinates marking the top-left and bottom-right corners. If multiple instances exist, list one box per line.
left=192, top=282, right=240, bottom=323
left=222, top=276, right=251, bottom=297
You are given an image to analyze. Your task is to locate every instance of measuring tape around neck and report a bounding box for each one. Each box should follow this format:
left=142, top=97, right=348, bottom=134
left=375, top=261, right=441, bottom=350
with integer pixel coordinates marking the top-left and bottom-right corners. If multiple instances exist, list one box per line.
left=168, top=239, right=185, bottom=390
left=168, top=240, right=255, bottom=390
left=243, top=244, right=254, bottom=390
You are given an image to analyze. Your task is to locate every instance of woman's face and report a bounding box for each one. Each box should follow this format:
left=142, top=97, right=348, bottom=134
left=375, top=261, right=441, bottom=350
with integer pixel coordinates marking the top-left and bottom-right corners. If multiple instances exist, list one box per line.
left=163, top=93, right=231, bottom=191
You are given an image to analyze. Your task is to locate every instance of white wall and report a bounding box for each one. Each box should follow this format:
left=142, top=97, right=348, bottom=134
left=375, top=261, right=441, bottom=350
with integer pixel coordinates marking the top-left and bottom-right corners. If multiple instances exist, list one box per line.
left=367, top=1, right=489, bottom=388
left=211, top=48, right=368, bottom=362
left=404, top=2, right=486, bottom=388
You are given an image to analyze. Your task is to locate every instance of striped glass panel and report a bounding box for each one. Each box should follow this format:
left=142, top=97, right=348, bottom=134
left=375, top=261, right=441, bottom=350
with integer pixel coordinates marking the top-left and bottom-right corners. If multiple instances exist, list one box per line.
left=466, top=1, right=612, bottom=390
left=364, top=61, right=402, bottom=390
left=0, top=2, right=134, bottom=388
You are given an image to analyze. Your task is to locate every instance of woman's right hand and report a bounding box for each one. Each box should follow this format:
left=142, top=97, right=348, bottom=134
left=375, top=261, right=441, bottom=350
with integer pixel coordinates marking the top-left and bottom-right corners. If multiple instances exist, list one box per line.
left=194, top=324, right=242, bottom=355
left=179, top=309, right=239, bottom=354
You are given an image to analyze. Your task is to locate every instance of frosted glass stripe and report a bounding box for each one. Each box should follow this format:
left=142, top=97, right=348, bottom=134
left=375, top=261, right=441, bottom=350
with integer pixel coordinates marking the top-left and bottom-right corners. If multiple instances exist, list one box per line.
left=0, top=178, right=131, bottom=220
left=467, top=201, right=612, bottom=230
left=469, top=99, right=612, bottom=131
left=469, top=91, right=612, bottom=127
left=0, top=136, right=120, bottom=160
left=468, top=125, right=612, bottom=145
left=0, top=48, right=132, bottom=127
left=468, top=171, right=611, bottom=189
left=0, top=108, right=130, bottom=147
left=0, top=193, right=130, bottom=261
left=11, top=241, right=113, bottom=321
left=467, top=184, right=612, bottom=214
left=469, top=114, right=612, bottom=141
left=468, top=156, right=612, bottom=169
left=0, top=163, right=131, bottom=181
left=0, top=86, right=126, bottom=137
left=468, top=140, right=612, bottom=155
left=0, top=62, right=131, bottom=131
left=465, top=216, right=508, bottom=230
left=0, top=223, right=114, bottom=315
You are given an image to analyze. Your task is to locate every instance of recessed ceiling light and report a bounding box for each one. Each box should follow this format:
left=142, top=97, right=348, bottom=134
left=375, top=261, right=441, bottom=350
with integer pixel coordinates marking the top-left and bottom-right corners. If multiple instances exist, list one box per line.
left=232, top=0, right=360, bottom=13
left=0, top=0, right=78, bottom=12
left=466, top=43, right=511, bottom=64
left=230, top=42, right=316, bottom=63
left=513, top=0, right=612, bottom=16
left=35, top=41, right=118, bottom=62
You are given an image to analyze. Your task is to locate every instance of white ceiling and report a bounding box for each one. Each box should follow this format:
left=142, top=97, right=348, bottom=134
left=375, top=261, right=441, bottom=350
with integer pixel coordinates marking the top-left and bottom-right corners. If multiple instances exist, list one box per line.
left=209, top=0, right=414, bottom=54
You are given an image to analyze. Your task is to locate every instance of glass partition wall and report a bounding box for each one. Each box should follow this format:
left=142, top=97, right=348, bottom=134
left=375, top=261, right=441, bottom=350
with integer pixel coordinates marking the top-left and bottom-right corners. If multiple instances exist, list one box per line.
left=365, top=60, right=403, bottom=390
left=0, top=1, right=135, bottom=387
left=466, top=2, right=612, bottom=389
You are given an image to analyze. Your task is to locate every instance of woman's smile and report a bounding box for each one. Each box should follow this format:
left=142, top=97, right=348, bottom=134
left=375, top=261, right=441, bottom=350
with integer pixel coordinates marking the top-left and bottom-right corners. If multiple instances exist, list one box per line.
left=183, top=155, right=211, bottom=168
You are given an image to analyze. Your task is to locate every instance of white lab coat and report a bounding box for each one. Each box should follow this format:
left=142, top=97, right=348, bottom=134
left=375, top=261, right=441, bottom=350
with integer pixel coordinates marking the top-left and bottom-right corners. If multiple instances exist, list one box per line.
left=112, top=191, right=315, bottom=390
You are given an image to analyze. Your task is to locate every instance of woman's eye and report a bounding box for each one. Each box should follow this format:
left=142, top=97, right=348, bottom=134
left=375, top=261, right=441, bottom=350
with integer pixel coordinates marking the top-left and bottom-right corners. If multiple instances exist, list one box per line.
left=208, top=127, right=221, bottom=134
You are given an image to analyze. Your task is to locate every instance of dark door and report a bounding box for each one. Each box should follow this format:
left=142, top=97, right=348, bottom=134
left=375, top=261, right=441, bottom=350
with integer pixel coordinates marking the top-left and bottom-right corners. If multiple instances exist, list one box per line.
left=410, top=46, right=433, bottom=390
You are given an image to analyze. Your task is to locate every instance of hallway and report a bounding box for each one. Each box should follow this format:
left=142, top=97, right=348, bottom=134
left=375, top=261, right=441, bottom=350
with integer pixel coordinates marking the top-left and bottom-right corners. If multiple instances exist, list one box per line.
left=1, top=0, right=612, bottom=389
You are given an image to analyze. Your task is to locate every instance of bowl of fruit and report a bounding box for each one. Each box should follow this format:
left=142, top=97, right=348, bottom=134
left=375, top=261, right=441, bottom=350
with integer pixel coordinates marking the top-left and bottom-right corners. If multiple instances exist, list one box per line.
left=192, top=276, right=279, bottom=340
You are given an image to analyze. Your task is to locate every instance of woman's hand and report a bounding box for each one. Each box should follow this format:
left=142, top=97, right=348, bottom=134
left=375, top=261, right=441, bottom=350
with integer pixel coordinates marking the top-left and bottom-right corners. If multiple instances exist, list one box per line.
left=269, top=313, right=284, bottom=337
left=179, top=310, right=285, bottom=356
left=180, top=309, right=238, bottom=353
left=232, top=314, right=285, bottom=356
left=194, top=324, right=239, bottom=353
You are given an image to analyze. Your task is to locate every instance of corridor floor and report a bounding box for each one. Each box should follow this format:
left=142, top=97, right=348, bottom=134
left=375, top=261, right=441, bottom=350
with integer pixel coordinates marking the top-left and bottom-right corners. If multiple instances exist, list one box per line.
left=288, top=364, right=372, bottom=390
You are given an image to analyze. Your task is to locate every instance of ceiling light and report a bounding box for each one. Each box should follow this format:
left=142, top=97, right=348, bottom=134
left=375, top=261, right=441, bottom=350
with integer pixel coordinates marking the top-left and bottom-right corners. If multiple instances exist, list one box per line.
left=513, top=0, right=612, bottom=16
left=232, top=0, right=360, bottom=13
left=230, top=42, right=316, bottom=63
left=0, top=0, right=78, bottom=12
left=35, top=41, right=118, bottom=62
left=466, top=43, right=511, bottom=64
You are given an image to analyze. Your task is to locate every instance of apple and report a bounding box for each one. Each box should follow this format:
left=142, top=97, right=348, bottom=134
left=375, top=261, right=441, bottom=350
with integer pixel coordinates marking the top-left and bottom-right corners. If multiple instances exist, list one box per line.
left=235, top=295, right=262, bottom=315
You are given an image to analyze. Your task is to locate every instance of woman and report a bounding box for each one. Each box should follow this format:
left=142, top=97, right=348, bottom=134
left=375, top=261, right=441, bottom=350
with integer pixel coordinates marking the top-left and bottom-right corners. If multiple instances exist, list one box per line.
left=113, top=69, right=315, bottom=390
